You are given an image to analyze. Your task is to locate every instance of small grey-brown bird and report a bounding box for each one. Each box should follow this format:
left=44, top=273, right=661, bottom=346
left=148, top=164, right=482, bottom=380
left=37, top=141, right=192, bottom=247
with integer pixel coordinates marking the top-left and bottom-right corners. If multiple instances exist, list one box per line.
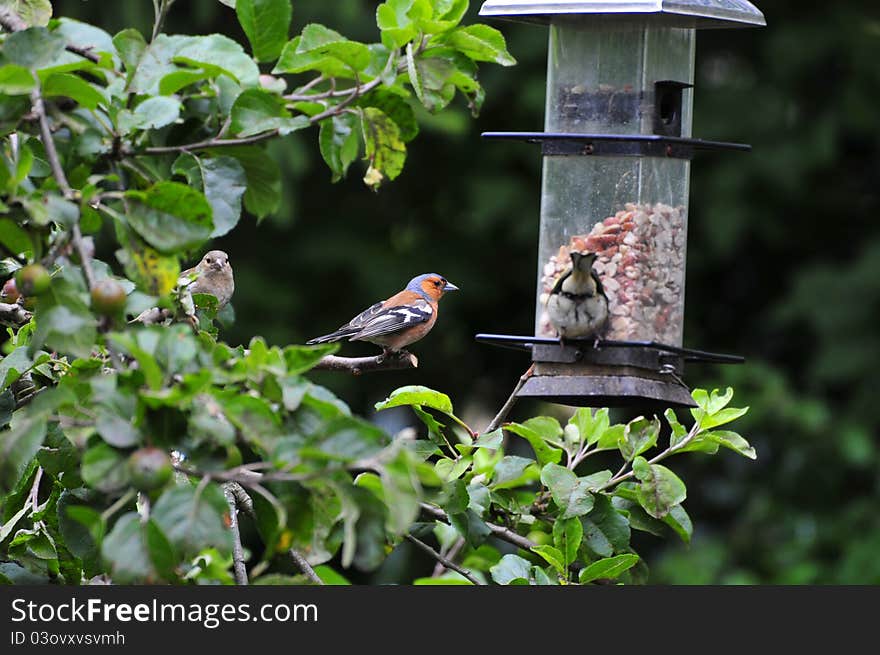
left=179, top=250, right=234, bottom=307
left=546, top=251, right=608, bottom=343
left=132, top=250, right=234, bottom=324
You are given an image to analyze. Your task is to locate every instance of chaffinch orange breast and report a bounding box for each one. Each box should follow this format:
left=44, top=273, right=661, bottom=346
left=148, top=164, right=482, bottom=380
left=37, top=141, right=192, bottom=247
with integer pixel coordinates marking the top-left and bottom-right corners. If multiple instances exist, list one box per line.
left=307, top=273, right=459, bottom=357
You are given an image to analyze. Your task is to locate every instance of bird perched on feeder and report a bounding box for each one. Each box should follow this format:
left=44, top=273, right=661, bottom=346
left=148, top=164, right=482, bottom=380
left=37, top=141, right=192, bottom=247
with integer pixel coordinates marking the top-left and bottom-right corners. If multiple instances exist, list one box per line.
left=307, top=273, right=458, bottom=358
left=132, top=250, right=234, bottom=324
left=546, top=251, right=608, bottom=344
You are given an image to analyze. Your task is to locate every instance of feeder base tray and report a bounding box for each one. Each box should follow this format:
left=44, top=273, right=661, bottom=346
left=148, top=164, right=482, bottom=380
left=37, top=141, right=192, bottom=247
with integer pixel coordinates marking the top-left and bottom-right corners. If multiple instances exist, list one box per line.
left=517, top=373, right=696, bottom=408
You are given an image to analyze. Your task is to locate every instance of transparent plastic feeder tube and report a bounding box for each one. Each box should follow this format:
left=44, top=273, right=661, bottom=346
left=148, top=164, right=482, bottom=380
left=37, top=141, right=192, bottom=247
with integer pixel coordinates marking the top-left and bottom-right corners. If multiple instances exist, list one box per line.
left=535, top=20, right=695, bottom=347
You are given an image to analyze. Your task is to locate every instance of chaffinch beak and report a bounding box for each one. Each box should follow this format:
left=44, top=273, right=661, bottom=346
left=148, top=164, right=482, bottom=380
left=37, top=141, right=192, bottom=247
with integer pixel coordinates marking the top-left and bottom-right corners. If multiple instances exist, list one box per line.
left=443, top=281, right=459, bottom=293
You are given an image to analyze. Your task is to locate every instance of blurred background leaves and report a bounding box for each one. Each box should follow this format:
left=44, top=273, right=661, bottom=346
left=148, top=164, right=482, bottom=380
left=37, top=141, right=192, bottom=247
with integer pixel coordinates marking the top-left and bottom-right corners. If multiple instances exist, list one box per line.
left=53, top=0, right=880, bottom=583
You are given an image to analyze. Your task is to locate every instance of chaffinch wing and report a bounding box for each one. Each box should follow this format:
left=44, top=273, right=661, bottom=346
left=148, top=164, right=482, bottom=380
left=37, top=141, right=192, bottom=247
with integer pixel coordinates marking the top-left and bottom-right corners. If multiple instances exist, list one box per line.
left=307, top=273, right=458, bottom=355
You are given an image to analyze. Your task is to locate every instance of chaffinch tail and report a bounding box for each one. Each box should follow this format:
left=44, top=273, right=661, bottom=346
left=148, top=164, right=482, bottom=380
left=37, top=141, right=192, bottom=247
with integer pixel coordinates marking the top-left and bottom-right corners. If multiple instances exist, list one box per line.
left=546, top=251, right=608, bottom=344
left=306, top=273, right=459, bottom=357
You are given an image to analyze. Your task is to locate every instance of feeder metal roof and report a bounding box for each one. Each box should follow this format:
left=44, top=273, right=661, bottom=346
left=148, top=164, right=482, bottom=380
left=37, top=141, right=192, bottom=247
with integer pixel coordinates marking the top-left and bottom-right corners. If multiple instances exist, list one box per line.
left=478, top=0, right=766, bottom=28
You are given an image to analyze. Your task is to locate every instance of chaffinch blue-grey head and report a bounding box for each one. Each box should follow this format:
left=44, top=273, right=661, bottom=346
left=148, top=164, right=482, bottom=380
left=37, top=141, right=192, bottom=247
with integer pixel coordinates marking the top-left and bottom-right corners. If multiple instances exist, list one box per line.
left=307, top=273, right=458, bottom=357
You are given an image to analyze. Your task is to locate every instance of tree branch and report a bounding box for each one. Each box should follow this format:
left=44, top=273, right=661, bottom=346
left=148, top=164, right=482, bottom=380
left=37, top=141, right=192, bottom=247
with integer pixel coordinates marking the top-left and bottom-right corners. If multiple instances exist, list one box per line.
left=484, top=363, right=534, bottom=434
left=0, top=302, right=32, bottom=327
left=311, top=352, right=418, bottom=375
left=142, top=129, right=281, bottom=155
left=32, top=85, right=97, bottom=291
left=0, top=9, right=101, bottom=63
left=404, top=534, right=483, bottom=585
left=419, top=503, right=537, bottom=551
left=223, top=483, right=249, bottom=586
left=288, top=549, right=324, bottom=585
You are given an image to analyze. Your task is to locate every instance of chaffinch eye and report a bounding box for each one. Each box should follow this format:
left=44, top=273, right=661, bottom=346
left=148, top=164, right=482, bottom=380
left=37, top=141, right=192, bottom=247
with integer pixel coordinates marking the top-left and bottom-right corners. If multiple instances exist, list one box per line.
left=205, top=257, right=212, bottom=264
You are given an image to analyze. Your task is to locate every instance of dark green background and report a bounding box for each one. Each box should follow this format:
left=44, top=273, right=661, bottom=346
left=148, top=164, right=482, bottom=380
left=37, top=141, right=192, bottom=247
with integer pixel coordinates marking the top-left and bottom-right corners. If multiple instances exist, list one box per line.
left=53, top=0, right=880, bottom=584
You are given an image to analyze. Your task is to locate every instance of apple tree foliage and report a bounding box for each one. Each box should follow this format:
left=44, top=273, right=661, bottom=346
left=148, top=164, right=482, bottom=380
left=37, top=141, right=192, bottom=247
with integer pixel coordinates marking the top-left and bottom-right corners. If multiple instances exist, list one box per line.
left=0, top=0, right=754, bottom=585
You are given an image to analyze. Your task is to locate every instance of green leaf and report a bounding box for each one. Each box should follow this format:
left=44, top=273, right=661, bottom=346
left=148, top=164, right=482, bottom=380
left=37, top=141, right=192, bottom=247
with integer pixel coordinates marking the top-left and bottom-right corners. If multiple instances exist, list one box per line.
left=663, top=503, right=693, bottom=543
left=434, top=456, right=471, bottom=482
left=571, top=407, right=610, bottom=447
left=491, top=455, right=535, bottom=489
left=216, top=145, right=282, bottom=219
left=152, top=483, right=233, bottom=558
left=472, top=429, right=503, bottom=450
left=299, top=23, right=371, bottom=71
left=4, top=0, right=53, bottom=27
left=183, top=156, right=247, bottom=238
left=581, top=495, right=631, bottom=557
left=314, top=565, right=351, bottom=585
left=117, top=96, right=181, bottom=134
left=283, top=343, right=338, bottom=374
left=553, top=517, right=583, bottom=567
left=95, top=410, right=140, bottom=448
left=358, top=88, right=418, bottom=142
left=0, top=417, right=45, bottom=494
left=114, top=227, right=181, bottom=296
left=375, top=385, right=454, bottom=414
left=318, top=113, right=360, bottom=182
left=3, top=27, right=65, bottom=70
left=236, top=0, right=292, bottom=62
left=113, top=28, right=147, bottom=73
left=540, top=463, right=594, bottom=519
left=231, top=88, right=309, bottom=137
left=173, top=34, right=260, bottom=88
left=531, top=545, right=565, bottom=575
left=435, top=24, right=516, bottom=66
left=101, top=513, right=166, bottom=584
left=376, top=0, right=431, bottom=49
left=696, top=407, right=750, bottom=430
left=578, top=554, right=639, bottom=584
left=504, top=423, right=563, bottom=466
left=81, top=443, right=129, bottom=493
left=361, top=106, right=406, bottom=189
left=489, top=553, right=532, bottom=585
left=619, top=416, right=660, bottom=461
left=32, top=302, right=97, bottom=360
left=702, top=430, right=757, bottom=459
left=664, top=408, right=689, bottom=448
left=0, top=65, right=35, bottom=95
left=632, top=457, right=687, bottom=519
left=42, top=73, right=105, bottom=110
left=0, top=346, right=33, bottom=391
left=125, top=182, right=213, bottom=253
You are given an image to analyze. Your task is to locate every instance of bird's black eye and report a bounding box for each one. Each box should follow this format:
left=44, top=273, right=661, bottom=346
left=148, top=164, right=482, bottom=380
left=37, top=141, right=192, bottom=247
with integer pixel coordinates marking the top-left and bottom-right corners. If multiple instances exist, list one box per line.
left=435, top=279, right=443, bottom=287
left=205, top=257, right=212, bottom=264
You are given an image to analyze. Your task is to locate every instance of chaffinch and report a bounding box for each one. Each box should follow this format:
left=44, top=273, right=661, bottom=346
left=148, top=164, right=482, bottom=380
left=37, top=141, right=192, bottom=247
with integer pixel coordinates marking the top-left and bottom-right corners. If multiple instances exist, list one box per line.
left=307, top=273, right=459, bottom=357
left=546, top=251, right=608, bottom=343
left=179, top=250, right=235, bottom=308
left=132, top=250, right=234, bottom=324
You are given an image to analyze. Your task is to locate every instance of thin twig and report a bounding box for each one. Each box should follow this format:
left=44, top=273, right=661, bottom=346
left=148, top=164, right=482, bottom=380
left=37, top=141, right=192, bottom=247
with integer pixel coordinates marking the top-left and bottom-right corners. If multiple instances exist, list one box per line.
left=311, top=352, right=418, bottom=375
left=32, top=85, right=98, bottom=292
left=484, top=364, right=535, bottom=434
left=29, top=466, right=43, bottom=511
left=223, top=483, right=249, bottom=586
left=404, top=534, right=483, bottom=585
left=142, top=129, right=281, bottom=155
left=595, top=420, right=703, bottom=493
left=432, top=536, right=465, bottom=577
left=289, top=549, right=324, bottom=585
left=419, top=503, right=537, bottom=551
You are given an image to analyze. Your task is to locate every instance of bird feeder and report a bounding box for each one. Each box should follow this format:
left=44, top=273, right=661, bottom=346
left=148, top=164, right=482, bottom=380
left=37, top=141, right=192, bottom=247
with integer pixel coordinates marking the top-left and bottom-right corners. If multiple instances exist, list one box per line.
left=476, top=0, right=765, bottom=407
